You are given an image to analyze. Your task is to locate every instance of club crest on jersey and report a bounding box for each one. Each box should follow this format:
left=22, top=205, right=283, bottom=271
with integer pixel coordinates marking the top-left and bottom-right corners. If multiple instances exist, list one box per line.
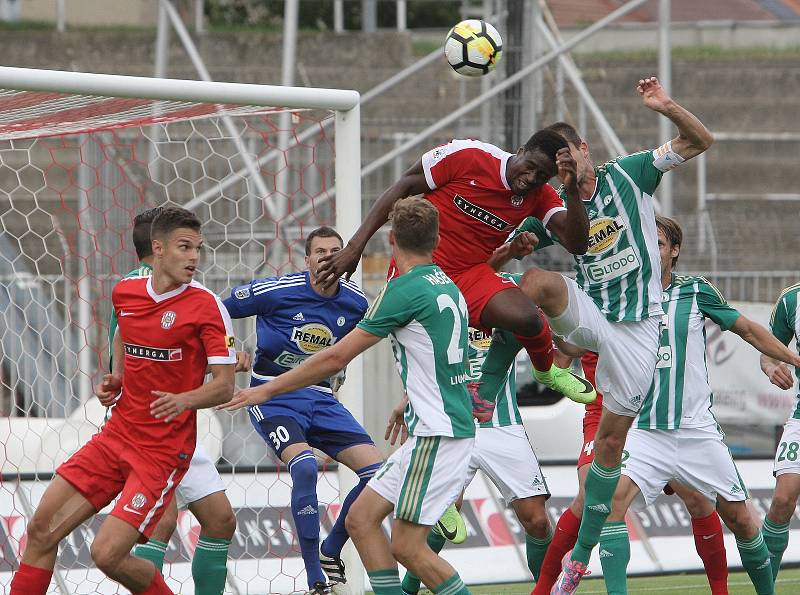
left=234, top=287, right=250, bottom=300
left=160, top=311, right=176, bottom=329
left=587, top=217, right=625, bottom=255
left=291, top=323, right=335, bottom=354
left=510, top=194, right=524, bottom=207
left=130, top=492, right=147, bottom=510
left=453, top=194, right=510, bottom=231
left=336, top=316, right=346, bottom=327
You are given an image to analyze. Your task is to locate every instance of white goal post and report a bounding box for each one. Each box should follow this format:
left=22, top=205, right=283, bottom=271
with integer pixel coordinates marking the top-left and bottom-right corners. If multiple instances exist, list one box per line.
left=0, top=65, right=365, bottom=594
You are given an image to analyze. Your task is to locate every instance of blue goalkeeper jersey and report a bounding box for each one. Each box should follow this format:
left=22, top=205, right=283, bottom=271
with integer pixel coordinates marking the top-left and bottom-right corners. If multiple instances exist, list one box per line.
left=223, top=271, right=368, bottom=392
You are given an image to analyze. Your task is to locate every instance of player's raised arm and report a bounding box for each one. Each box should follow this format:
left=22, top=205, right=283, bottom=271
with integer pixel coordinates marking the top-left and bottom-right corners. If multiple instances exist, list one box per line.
left=729, top=316, right=800, bottom=371
left=637, top=76, right=713, bottom=162
left=220, top=328, right=382, bottom=410
left=151, top=363, right=235, bottom=422
left=316, top=158, right=429, bottom=289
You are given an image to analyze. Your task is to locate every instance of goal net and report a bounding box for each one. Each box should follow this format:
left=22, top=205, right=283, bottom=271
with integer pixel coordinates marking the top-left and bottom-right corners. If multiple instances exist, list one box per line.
left=0, top=67, right=363, bottom=594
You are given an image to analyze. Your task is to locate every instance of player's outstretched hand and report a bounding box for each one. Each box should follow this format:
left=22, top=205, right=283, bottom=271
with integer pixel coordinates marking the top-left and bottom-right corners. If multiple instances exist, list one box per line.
left=555, top=147, right=577, bottom=191
left=234, top=351, right=251, bottom=373
left=637, top=76, right=673, bottom=114
left=217, top=385, right=271, bottom=412
left=95, top=373, right=122, bottom=407
left=385, top=399, right=408, bottom=446
left=316, top=243, right=362, bottom=290
left=766, top=362, right=795, bottom=390
left=151, top=391, right=187, bottom=423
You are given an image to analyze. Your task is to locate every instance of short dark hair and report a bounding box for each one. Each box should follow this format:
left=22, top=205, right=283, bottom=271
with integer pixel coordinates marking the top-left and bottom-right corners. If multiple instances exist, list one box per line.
left=656, top=215, right=683, bottom=267
left=150, top=206, right=201, bottom=241
left=522, top=129, right=568, bottom=162
left=305, top=226, right=343, bottom=256
left=132, top=207, right=163, bottom=259
left=390, top=197, right=438, bottom=255
left=546, top=121, right=582, bottom=148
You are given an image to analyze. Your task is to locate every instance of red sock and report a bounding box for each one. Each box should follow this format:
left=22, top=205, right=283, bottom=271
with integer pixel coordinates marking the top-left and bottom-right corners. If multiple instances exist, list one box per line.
left=532, top=507, right=580, bottom=594
left=10, top=562, right=53, bottom=595
left=135, top=570, right=174, bottom=595
left=692, top=512, right=728, bottom=595
left=514, top=310, right=554, bottom=372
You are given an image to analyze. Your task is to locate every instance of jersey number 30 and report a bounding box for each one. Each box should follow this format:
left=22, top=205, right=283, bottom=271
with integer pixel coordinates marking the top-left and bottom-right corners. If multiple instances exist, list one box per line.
left=437, top=293, right=468, bottom=365
left=269, top=426, right=290, bottom=450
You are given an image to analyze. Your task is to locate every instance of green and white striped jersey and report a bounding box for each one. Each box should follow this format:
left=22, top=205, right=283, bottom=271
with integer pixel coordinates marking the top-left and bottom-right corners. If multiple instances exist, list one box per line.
left=358, top=263, right=475, bottom=438
left=636, top=274, right=741, bottom=430
left=518, top=151, right=664, bottom=322
left=108, top=262, right=152, bottom=365
left=769, top=283, right=800, bottom=420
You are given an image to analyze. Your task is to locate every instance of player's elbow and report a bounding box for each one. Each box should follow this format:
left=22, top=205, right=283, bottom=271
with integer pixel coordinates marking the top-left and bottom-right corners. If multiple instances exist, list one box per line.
left=562, top=235, right=588, bottom=255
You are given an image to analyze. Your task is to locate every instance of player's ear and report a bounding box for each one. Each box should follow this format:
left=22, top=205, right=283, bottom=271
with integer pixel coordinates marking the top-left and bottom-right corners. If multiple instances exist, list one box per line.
left=151, top=238, right=163, bottom=256
left=672, top=243, right=681, bottom=261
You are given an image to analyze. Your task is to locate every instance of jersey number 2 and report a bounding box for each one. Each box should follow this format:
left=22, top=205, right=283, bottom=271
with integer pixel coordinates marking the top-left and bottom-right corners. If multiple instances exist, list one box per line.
left=437, top=293, right=468, bottom=365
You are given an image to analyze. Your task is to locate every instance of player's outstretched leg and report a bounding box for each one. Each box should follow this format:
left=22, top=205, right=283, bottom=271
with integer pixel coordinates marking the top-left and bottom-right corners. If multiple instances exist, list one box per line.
left=401, top=503, right=466, bottom=595
left=321, top=443, right=384, bottom=593
left=717, top=498, right=774, bottom=595
left=553, top=410, right=632, bottom=594
left=594, top=476, right=642, bottom=595
left=667, top=481, right=728, bottom=594
left=187, top=492, right=236, bottom=595
left=133, top=498, right=177, bottom=573
left=11, top=476, right=97, bottom=595
left=762, top=473, right=800, bottom=581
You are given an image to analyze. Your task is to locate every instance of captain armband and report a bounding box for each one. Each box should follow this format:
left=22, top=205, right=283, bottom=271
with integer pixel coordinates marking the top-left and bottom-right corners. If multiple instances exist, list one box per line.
left=652, top=141, right=686, bottom=173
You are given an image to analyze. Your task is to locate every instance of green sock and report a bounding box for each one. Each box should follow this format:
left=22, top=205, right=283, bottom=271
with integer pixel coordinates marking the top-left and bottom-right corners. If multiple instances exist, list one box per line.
left=431, top=571, right=470, bottom=594
left=133, top=539, right=168, bottom=572
left=525, top=529, right=552, bottom=581
left=572, top=460, right=621, bottom=565
left=192, top=536, right=231, bottom=595
left=368, top=568, right=403, bottom=595
left=762, top=517, right=790, bottom=581
left=402, top=529, right=448, bottom=594
left=736, top=532, right=775, bottom=595
left=599, top=522, right=630, bottom=595
left=477, top=330, right=522, bottom=403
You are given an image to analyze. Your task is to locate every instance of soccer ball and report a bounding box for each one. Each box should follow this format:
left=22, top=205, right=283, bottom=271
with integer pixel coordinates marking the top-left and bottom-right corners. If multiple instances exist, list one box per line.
left=444, top=19, right=503, bottom=77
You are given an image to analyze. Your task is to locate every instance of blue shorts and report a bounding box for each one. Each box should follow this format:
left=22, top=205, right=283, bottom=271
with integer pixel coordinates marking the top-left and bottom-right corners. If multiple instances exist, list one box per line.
left=248, top=380, right=373, bottom=460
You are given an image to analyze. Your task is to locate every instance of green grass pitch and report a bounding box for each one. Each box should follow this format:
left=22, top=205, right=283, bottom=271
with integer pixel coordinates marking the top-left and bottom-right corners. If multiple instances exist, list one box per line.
left=369, top=567, right=800, bottom=594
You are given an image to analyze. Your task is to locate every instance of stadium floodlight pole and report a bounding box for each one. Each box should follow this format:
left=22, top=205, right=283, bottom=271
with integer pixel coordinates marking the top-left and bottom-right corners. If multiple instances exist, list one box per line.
left=159, top=0, right=278, bottom=218
left=658, top=0, right=673, bottom=215
left=361, top=0, right=650, bottom=179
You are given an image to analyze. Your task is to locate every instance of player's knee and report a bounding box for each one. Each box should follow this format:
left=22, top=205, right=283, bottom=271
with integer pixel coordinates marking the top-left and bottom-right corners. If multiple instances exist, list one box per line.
left=516, top=307, right=544, bottom=337
left=390, top=537, right=417, bottom=567
left=90, top=540, right=125, bottom=576
left=344, top=502, right=367, bottom=540
left=594, top=433, right=625, bottom=461
left=519, top=512, right=550, bottom=539
left=205, top=506, right=237, bottom=540
left=681, top=492, right=712, bottom=518
left=769, top=493, right=798, bottom=523
left=25, top=515, right=60, bottom=553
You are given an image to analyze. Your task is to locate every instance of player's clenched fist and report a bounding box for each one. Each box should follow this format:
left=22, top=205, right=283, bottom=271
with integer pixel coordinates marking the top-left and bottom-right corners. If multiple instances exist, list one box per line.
left=95, top=373, right=122, bottom=407
left=555, top=146, right=577, bottom=191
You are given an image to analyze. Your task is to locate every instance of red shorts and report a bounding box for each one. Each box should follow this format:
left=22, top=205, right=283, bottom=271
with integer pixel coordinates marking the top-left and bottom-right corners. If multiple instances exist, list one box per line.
left=577, top=351, right=603, bottom=468
left=388, top=259, right=517, bottom=328
left=57, top=428, right=190, bottom=541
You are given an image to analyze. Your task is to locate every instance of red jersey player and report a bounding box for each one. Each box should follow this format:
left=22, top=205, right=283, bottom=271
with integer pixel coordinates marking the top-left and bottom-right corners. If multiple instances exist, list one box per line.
left=318, top=130, right=595, bottom=404
left=10, top=207, right=236, bottom=595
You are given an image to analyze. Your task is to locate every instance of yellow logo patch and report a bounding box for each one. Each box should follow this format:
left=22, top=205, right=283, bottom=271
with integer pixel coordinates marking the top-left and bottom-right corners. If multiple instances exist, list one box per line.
left=587, top=217, right=625, bottom=255
left=291, top=323, right=335, bottom=354
left=468, top=327, right=492, bottom=351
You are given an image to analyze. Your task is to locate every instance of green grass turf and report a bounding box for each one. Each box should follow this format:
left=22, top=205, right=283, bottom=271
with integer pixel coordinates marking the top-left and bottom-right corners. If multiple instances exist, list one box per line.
left=371, top=567, right=800, bottom=594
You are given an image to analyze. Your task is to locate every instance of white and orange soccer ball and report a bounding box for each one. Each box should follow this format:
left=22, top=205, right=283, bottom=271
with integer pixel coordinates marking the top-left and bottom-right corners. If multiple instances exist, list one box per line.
left=444, top=19, right=503, bottom=77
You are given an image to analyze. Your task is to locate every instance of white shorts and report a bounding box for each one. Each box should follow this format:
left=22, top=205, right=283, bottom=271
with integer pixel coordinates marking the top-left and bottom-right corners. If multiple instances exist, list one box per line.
left=622, top=426, right=747, bottom=511
left=548, top=276, right=661, bottom=416
left=464, top=424, right=549, bottom=506
left=774, top=418, right=800, bottom=477
left=368, top=435, right=474, bottom=526
left=175, top=442, right=226, bottom=510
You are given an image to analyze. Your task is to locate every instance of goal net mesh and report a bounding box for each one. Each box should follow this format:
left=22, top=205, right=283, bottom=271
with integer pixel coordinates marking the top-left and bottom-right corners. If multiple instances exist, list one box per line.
left=0, top=88, right=346, bottom=594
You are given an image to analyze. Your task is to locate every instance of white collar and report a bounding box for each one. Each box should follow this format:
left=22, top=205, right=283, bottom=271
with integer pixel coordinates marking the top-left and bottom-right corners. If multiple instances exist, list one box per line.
left=146, top=276, right=189, bottom=303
